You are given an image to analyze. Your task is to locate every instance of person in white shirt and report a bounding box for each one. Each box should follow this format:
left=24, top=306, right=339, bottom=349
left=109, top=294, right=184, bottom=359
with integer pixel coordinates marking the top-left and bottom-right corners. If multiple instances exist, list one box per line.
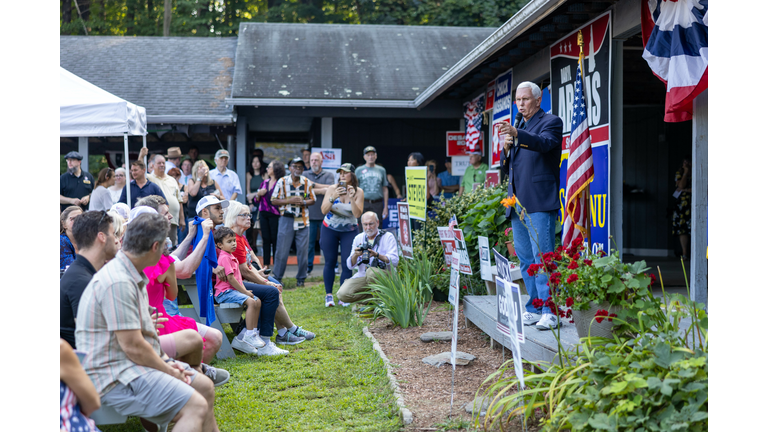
left=337, top=212, right=399, bottom=304
left=210, top=149, right=242, bottom=201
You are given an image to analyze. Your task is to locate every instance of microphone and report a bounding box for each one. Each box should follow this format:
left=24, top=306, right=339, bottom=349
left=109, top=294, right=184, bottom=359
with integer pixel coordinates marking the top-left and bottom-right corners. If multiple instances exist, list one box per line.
left=513, top=112, right=523, bottom=128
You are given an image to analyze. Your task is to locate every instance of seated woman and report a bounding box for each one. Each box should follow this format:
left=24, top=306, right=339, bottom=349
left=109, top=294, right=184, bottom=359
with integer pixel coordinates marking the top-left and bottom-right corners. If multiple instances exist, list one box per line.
left=60, top=339, right=101, bottom=432
left=320, top=163, right=364, bottom=307
left=142, top=226, right=228, bottom=385
left=60, top=206, right=84, bottom=272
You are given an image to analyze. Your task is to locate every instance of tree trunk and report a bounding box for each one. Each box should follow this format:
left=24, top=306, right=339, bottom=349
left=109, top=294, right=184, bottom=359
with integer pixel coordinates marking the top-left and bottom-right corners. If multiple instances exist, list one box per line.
left=62, top=0, right=72, bottom=32
left=126, top=0, right=135, bottom=35
left=79, top=0, right=91, bottom=21
left=163, top=0, right=171, bottom=36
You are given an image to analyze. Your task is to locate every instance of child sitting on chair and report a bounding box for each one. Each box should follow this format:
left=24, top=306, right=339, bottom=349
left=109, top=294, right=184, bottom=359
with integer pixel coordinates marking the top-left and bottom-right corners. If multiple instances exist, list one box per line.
left=214, top=227, right=266, bottom=353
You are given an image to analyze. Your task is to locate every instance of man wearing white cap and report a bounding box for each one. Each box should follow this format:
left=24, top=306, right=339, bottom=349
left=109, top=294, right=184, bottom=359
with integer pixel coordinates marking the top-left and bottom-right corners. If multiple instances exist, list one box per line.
left=210, top=149, right=242, bottom=201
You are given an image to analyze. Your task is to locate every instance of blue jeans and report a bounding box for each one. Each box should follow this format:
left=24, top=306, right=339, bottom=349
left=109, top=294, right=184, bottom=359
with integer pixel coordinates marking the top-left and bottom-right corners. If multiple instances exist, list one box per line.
left=241, top=281, right=280, bottom=337
left=273, top=216, right=310, bottom=283
left=510, top=207, right=557, bottom=315
left=319, top=225, right=356, bottom=294
left=307, top=220, right=322, bottom=273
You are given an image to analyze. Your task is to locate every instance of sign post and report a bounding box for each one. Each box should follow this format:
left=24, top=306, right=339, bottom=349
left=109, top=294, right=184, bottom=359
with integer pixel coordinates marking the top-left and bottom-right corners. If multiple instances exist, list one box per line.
left=493, top=248, right=524, bottom=344
left=448, top=248, right=462, bottom=417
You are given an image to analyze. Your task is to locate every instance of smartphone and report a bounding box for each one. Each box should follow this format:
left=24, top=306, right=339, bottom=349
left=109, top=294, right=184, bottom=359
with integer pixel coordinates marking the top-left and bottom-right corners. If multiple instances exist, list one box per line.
left=263, top=268, right=272, bottom=275
left=339, top=180, right=347, bottom=194
left=429, top=165, right=435, bottom=173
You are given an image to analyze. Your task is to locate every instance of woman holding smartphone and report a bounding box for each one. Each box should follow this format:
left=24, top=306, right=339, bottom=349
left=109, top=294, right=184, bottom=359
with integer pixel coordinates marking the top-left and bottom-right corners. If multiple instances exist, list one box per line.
left=320, top=163, right=364, bottom=307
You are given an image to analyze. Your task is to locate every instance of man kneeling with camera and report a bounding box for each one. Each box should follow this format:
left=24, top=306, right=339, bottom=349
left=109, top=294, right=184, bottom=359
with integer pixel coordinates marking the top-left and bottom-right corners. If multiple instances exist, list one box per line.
left=337, top=211, right=399, bottom=304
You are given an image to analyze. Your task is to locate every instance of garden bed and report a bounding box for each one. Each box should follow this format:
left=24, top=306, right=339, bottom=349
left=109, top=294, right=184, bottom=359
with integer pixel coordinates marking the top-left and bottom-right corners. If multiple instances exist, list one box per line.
left=367, top=301, right=542, bottom=432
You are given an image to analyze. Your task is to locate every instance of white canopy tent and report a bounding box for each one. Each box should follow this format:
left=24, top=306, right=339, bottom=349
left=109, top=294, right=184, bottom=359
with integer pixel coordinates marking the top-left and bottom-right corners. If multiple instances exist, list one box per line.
left=60, top=67, right=148, bottom=206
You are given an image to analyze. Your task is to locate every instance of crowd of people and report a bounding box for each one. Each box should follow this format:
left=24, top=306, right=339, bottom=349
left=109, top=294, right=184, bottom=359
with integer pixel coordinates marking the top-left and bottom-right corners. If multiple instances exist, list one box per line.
left=60, top=137, right=500, bottom=431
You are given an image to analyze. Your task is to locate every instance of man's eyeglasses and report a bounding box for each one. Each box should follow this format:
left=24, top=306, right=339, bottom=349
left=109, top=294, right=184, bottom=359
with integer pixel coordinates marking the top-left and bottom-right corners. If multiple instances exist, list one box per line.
left=98, top=210, right=109, bottom=225
left=237, top=213, right=252, bottom=218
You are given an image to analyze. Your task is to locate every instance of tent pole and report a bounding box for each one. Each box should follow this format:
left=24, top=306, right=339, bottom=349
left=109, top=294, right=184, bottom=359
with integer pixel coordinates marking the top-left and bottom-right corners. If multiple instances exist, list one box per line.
left=124, top=133, right=131, bottom=207
left=143, top=135, right=147, bottom=168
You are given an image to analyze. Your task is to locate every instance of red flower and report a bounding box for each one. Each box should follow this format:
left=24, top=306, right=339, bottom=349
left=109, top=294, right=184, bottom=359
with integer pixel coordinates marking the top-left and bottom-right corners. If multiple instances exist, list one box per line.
left=567, top=261, right=579, bottom=270
left=542, top=252, right=555, bottom=263
left=527, top=264, right=542, bottom=277
left=649, top=273, right=657, bottom=286
left=569, top=319, right=575, bottom=324
left=570, top=235, right=583, bottom=247
left=595, top=309, right=609, bottom=324
left=559, top=309, right=566, bottom=318
left=462, top=285, right=467, bottom=290
left=554, top=252, right=563, bottom=261
left=566, top=297, right=574, bottom=308
left=532, top=298, right=544, bottom=309
left=545, top=297, right=559, bottom=315
left=583, top=259, right=593, bottom=266
left=548, top=272, right=561, bottom=285
left=567, top=274, right=579, bottom=284
left=546, top=262, right=558, bottom=272
left=608, top=313, right=617, bottom=322
left=566, top=308, right=572, bottom=318
left=598, top=250, right=607, bottom=257
left=556, top=246, right=564, bottom=253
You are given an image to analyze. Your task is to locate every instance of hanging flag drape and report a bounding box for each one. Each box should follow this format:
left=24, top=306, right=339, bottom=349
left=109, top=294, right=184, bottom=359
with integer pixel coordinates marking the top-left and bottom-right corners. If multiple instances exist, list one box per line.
left=562, top=35, right=594, bottom=246
left=463, top=93, right=485, bottom=153
left=641, top=0, right=708, bottom=122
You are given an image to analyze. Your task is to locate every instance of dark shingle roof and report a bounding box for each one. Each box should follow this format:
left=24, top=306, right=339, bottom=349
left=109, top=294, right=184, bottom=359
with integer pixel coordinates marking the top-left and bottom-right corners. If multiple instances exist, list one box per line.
left=60, top=36, right=237, bottom=123
left=231, top=23, right=495, bottom=101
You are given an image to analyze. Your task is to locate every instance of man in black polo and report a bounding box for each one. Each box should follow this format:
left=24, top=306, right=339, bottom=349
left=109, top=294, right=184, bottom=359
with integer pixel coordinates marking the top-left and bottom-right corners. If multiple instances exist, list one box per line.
left=60, top=210, right=120, bottom=348
left=119, top=159, right=166, bottom=208
left=60, top=151, right=95, bottom=212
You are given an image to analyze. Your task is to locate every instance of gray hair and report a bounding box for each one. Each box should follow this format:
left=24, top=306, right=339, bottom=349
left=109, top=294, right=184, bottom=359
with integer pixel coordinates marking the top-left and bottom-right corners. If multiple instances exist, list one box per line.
left=154, top=154, right=166, bottom=163
left=122, top=213, right=169, bottom=255
left=224, top=201, right=247, bottom=229
left=136, top=195, right=167, bottom=212
left=362, top=211, right=379, bottom=222
left=516, top=81, right=542, bottom=99
left=108, top=210, right=125, bottom=239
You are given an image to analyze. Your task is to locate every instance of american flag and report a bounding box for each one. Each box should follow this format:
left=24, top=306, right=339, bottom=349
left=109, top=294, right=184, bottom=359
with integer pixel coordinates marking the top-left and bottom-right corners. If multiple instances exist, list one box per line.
left=562, top=57, right=594, bottom=246
left=463, top=93, right=484, bottom=153
left=448, top=214, right=458, bottom=230
left=641, top=0, right=708, bottom=122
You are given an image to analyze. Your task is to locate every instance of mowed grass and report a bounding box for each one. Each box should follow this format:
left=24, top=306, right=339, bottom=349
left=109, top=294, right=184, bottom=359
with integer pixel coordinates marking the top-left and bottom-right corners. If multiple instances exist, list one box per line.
left=100, top=279, right=402, bottom=432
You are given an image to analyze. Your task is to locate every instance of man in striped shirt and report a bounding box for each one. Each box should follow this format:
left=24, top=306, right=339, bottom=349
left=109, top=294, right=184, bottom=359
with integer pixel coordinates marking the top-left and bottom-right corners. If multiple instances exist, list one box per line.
left=76, top=213, right=219, bottom=432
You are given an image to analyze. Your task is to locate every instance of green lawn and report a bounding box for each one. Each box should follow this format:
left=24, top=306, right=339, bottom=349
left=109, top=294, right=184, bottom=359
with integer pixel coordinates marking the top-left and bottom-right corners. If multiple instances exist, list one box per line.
left=101, top=280, right=402, bottom=432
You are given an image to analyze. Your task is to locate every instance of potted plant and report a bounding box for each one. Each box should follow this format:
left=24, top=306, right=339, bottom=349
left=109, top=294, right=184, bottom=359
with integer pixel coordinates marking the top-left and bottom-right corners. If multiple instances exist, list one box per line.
left=528, top=236, right=653, bottom=338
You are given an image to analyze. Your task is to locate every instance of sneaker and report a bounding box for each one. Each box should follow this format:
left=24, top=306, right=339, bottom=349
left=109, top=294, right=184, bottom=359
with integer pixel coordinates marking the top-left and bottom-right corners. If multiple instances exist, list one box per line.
left=257, top=341, right=289, bottom=356
left=296, top=281, right=305, bottom=287
left=244, top=333, right=267, bottom=349
left=289, top=326, right=316, bottom=341
left=522, top=312, right=542, bottom=326
left=201, top=363, right=230, bottom=387
left=535, top=313, right=561, bottom=331
left=275, top=331, right=305, bottom=345
left=325, top=294, right=335, bottom=307
left=335, top=266, right=340, bottom=275
left=338, top=299, right=351, bottom=307
left=231, top=337, right=258, bottom=354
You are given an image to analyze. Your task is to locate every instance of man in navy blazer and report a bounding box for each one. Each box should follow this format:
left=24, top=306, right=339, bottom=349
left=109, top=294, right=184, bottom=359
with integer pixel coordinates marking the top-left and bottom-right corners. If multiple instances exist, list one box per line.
left=500, top=81, right=563, bottom=330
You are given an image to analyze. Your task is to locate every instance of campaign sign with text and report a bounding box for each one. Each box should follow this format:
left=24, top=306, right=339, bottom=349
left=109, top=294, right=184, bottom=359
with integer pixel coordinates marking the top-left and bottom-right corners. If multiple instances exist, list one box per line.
left=437, top=226, right=456, bottom=266
left=498, top=278, right=525, bottom=388
left=446, top=131, right=485, bottom=157
left=491, top=69, right=512, bottom=168
left=448, top=266, right=460, bottom=306
left=493, top=248, right=525, bottom=343
left=478, top=236, right=493, bottom=281
left=550, top=11, right=612, bottom=255
left=485, top=170, right=500, bottom=187
left=310, top=147, right=342, bottom=170
left=485, top=80, right=496, bottom=111
left=381, top=198, right=400, bottom=230
left=451, top=156, right=470, bottom=177
left=397, top=202, right=413, bottom=259
left=452, top=228, right=472, bottom=275
left=405, top=167, right=427, bottom=221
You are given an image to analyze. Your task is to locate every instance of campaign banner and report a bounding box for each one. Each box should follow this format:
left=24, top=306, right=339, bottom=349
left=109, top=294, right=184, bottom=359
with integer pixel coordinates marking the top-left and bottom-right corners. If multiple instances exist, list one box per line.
left=451, top=156, right=470, bottom=177
left=405, top=166, right=427, bottom=221
left=493, top=247, right=525, bottom=343
left=490, top=70, right=512, bottom=168
left=478, top=236, right=492, bottom=281
left=397, top=202, right=413, bottom=259
left=448, top=266, right=460, bottom=306
left=550, top=11, right=612, bottom=254
left=447, top=132, right=484, bottom=157
left=310, top=147, right=342, bottom=170
left=499, top=277, right=525, bottom=388
left=381, top=198, right=400, bottom=230
left=485, top=170, right=500, bottom=187
left=452, top=228, right=472, bottom=275
left=437, top=226, right=456, bottom=266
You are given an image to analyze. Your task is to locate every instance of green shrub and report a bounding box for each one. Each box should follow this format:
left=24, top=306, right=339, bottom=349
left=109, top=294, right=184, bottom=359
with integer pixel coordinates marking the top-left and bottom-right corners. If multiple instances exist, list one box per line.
left=360, top=251, right=437, bottom=328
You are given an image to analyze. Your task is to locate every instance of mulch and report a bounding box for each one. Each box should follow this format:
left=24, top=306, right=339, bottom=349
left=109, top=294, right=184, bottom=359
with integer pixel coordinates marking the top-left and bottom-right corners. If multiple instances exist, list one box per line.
left=367, top=301, right=543, bottom=432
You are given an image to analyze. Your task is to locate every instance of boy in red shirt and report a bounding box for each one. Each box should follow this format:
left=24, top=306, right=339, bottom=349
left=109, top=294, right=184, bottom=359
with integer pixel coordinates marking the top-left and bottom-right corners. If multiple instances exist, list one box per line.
left=213, top=227, right=266, bottom=353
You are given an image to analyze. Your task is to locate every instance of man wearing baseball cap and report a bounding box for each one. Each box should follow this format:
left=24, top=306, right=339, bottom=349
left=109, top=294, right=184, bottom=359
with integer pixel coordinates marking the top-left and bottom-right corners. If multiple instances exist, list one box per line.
left=211, top=149, right=242, bottom=201
left=354, top=146, right=389, bottom=224
left=60, top=151, right=95, bottom=212
left=457, top=151, right=488, bottom=196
